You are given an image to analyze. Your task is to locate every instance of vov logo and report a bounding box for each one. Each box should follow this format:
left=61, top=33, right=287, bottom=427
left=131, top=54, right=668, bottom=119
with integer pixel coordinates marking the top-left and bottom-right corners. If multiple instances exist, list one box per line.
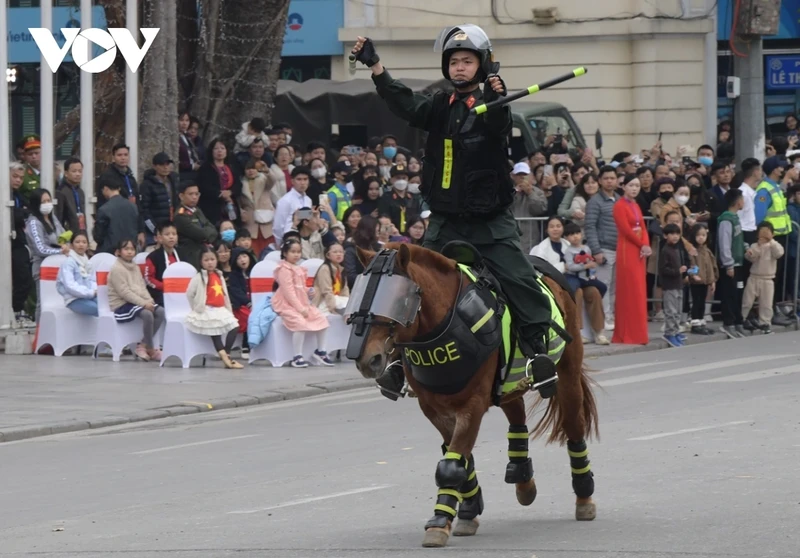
left=29, top=28, right=160, bottom=73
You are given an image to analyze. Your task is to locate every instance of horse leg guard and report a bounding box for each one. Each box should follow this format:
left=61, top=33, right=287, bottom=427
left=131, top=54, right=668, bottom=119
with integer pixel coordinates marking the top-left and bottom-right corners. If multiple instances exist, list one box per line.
left=425, top=451, right=469, bottom=532
left=568, top=439, right=594, bottom=499
left=505, top=425, right=533, bottom=484
left=457, top=456, right=483, bottom=521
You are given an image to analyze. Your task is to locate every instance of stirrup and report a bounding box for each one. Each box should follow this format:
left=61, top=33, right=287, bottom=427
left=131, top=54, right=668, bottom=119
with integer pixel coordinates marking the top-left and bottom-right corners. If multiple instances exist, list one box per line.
left=525, top=354, right=558, bottom=398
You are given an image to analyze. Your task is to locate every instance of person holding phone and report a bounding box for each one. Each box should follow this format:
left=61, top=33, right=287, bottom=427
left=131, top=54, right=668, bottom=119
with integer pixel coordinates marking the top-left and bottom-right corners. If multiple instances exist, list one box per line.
left=273, top=166, right=314, bottom=248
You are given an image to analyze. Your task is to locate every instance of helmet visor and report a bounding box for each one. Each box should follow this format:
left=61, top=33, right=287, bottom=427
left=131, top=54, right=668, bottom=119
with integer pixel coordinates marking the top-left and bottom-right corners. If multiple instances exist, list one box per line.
left=433, top=24, right=491, bottom=53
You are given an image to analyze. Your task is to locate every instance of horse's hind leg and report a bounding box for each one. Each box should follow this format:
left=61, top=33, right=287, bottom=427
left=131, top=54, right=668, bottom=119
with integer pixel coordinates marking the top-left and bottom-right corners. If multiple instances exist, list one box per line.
left=501, top=396, right=537, bottom=506
left=558, top=371, right=596, bottom=521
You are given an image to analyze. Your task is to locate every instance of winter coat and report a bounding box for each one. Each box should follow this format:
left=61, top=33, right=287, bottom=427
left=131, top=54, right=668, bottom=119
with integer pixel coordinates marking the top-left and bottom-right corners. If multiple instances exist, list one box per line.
left=196, top=161, right=242, bottom=225
left=25, top=214, right=65, bottom=278
left=269, top=164, right=295, bottom=199
left=107, top=258, right=154, bottom=311
left=240, top=172, right=278, bottom=240
left=56, top=250, right=96, bottom=306
left=139, top=169, right=179, bottom=235
left=186, top=269, right=233, bottom=313
left=247, top=292, right=277, bottom=347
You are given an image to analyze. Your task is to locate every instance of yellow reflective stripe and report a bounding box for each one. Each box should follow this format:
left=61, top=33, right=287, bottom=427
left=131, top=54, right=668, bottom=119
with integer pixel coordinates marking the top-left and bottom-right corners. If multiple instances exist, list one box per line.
left=458, top=264, right=477, bottom=282
left=434, top=504, right=457, bottom=516
left=507, top=432, right=528, bottom=439
left=508, top=450, right=528, bottom=458
left=437, top=488, right=463, bottom=502
left=571, top=465, right=592, bottom=475
left=502, top=380, right=527, bottom=393
left=461, top=485, right=480, bottom=499
left=470, top=308, right=494, bottom=333
left=442, top=139, right=453, bottom=189
left=444, top=451, right=462, bottom=461
left=568, top=449, right=588, bottom=458
left=468, top=470, right=476, bottom=481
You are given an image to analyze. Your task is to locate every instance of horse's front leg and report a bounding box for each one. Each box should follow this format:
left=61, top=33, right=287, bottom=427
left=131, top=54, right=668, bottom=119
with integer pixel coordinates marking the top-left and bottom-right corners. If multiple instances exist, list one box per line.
left=420, top=400, right=486, bottom=548
left=501, top=396, right=537, bottom=505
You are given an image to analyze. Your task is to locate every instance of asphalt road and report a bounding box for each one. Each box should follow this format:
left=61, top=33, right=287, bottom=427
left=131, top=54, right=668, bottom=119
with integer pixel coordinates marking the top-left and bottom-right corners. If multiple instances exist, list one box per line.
left=2, top=334, right=799, bottom=558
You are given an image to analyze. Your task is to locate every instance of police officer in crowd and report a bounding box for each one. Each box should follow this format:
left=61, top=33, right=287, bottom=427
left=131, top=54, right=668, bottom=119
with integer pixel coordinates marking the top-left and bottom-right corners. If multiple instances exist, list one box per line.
left=174, top=181, right=220, bottom=269
left=351, top=24, right=559, bottom=398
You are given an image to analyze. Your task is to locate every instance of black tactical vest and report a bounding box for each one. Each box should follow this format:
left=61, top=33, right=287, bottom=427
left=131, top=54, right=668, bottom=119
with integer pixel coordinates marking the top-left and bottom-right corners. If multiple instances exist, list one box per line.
left=420, top=93, right=514, bottom=217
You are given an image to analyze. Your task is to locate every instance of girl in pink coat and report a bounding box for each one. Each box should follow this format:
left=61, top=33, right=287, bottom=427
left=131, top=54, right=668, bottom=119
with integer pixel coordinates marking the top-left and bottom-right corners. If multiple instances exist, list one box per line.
left=271, top=237, right=333, bottom=368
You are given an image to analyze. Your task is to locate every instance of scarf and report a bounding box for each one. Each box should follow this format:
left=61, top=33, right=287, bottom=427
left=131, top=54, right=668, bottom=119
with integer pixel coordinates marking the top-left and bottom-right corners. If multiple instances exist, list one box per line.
left=69, top=249, right=91, bottom=278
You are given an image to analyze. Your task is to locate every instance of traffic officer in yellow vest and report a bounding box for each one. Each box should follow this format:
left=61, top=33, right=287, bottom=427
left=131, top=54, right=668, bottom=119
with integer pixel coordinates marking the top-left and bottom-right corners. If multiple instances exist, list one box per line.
left=20, top=135, right=42, bottom=200
left=754, top=155, right=793, bottom=324
left=326, top=160, right=353, bottom=221
left=352, top=24, right=560, bottom=398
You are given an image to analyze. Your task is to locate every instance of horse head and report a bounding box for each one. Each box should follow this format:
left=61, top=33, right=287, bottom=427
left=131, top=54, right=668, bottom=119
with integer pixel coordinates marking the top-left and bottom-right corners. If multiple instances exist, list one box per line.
left=351, top=242, right=461, bottom=379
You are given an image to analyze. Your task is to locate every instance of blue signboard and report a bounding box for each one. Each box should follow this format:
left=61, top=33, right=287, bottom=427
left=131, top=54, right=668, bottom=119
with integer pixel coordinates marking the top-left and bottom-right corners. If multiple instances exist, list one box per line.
left=718, top=0, right=800, bottom=40
left=8, top=7, right=108, bottom=64
left=283, top=0, right=343, bottom=57
left=766, top=56, right=800, bottom=90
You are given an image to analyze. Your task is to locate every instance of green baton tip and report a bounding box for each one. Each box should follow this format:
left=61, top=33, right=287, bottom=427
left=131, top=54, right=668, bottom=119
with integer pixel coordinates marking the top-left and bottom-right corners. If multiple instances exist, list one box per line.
left=474, top=104, right=487, bottom=115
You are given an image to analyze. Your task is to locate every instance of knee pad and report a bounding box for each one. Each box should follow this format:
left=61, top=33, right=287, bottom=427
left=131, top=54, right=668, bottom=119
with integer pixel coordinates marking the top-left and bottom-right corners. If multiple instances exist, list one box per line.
left=435, top=452, right=469, bottom=488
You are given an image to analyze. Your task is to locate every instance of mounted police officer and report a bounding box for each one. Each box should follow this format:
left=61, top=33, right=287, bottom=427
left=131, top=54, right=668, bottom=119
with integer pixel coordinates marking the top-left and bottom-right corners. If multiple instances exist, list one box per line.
left=351, top=25, right=559, bottom=400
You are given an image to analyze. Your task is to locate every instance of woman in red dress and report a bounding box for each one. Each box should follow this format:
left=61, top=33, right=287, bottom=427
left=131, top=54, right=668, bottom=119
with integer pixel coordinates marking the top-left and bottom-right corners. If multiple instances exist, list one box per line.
left=612, top=174, right=652, bottom=344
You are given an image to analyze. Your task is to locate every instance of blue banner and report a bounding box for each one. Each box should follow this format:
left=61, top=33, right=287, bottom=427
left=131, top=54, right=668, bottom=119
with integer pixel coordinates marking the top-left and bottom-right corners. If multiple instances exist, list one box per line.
left=766, top=55, right=800, bottom=90
left=283, top=0, right=343, bottom=57
left=9, top=7, right=108, bottom=64
left=718, top=0, right=800, bottom=40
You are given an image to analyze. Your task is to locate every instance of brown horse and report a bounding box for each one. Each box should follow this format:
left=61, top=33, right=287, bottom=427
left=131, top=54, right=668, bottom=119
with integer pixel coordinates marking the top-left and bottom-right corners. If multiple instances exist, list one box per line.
left=351, top=243, right=599, bottom=548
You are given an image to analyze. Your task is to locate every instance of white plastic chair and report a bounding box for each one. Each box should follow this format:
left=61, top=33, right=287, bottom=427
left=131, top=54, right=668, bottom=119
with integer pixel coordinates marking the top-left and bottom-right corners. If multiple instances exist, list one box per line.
left=93, top=254, right=157, bottom=361
left=35, top=254, right=99, bottom=356
left=249, top=259, right=349, bottom=366
left=301, top=258, right=323, bottom=281
left=159, top=262, right=220, bottom=368
left=134, top=252, right=148, bottom=275
left=265, top=251, right=282, bottom=262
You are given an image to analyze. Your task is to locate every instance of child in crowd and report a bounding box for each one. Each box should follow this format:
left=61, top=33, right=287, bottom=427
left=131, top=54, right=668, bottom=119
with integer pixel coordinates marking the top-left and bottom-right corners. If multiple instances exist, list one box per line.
left=331, top=223, right=346, bottom=245
left=659, top=223, right=688, bottom=347
left=107, top=239, right=165, bottom=361
left=229, top=247, right=256, bottom=357
left=313, top=242, right=349, bottom=314
left=563, top=222, right=609, bottom=345
left=271, top=237, right=333, bottom=368
left=717, top=188, right=746, bottom=339
left=185, top=245, right=243, bottom=369
left=56, top=231, right=98, bottom=316
left=742, top=221, right=784, bottom=334
left=688, top=223, right=718, bottom=335
left=234, top=117, right=268, bottom=154
left=144, top=222, right=181, bottom=306
left=216, top=241, right=233, bottom=284
left=219, top=220, right=236, bottom=244
left=235, top=228, right=257, bottom=261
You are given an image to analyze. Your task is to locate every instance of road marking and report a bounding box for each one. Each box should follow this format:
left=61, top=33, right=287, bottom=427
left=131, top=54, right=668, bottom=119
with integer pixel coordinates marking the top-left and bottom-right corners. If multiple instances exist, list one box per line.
left=227, top=485, right=392, bottom=514
left=130, top=434, right=260, bottom=455
left=695, top=364, right=800, bottom=383
left=598, top=355, right=790, bottom=387
left=595, top=361, right=678, bottom=374
left=628, top=421, right=751, bottom=441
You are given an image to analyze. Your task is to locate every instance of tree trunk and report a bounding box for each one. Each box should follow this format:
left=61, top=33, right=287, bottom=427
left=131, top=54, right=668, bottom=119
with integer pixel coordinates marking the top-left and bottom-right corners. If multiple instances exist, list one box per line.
left=138, top=0, right=179, bottom=176
left=188, top=0, right=290, bottom=143
left=176, top=0, right=198, bottom=106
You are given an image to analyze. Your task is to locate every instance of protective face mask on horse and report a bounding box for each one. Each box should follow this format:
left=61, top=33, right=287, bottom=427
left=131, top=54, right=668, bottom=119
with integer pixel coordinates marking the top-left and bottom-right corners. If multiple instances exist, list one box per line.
left=345, top=273, right=421, bottom=326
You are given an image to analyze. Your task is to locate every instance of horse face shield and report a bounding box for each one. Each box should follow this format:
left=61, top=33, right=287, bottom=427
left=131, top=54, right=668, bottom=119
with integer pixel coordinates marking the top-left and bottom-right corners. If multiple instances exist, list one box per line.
left=345, top=262, right=422, bottom=361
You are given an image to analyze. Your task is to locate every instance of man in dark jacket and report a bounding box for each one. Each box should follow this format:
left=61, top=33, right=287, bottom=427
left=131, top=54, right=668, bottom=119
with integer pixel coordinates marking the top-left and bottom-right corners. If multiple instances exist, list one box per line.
left=10, top=162, right=34, bottom=324
left=54, top=157, right=86, bottom=235
left=140, top=152, right=179, bottom=246
left=174, top=181, right=219, bottom=269
left=94, top=180, right=141, bottom=254
left=96, top=143, right=139, bottom=213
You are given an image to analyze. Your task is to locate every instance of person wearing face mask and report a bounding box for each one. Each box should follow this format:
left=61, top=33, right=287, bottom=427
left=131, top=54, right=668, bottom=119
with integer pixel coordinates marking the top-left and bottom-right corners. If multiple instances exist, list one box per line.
left=696, top=145, right=715, bottom=171
left=308, top=158, right=332, bottom=203
left=755, top=156, right=794, bottom=323
left=378, top=164, right=420, bottom=234
left=381, top=135, right=398, bottom=162
left=327, top=160, right=354, bottom=221
left=25, top=188, right=70, bottom=322
left=377, top=157, right=392, bottom=184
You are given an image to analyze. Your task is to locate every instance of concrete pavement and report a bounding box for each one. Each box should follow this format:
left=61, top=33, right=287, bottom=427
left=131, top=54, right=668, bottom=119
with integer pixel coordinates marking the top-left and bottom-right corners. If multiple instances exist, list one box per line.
left=0, top=320, right=796, bottom=443
left=2, top=333, right=799, bottom=557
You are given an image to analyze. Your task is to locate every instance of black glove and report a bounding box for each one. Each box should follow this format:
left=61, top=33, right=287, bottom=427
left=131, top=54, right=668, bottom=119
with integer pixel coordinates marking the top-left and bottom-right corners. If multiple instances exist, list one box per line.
left=354, top=38, right=380, bottom=68
left=483, top=73, right=507, bottom=103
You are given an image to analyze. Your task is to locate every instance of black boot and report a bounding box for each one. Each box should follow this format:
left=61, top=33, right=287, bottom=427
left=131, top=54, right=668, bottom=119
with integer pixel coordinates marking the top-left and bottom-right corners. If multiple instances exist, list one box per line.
left=375, top=361, right=406, bottom=401
left=518, top=330, right=557, bottom=399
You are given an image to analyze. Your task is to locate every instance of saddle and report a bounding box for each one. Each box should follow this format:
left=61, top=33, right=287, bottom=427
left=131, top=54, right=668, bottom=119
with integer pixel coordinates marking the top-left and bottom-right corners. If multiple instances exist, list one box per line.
left=440, top=240, right=576, bottom=303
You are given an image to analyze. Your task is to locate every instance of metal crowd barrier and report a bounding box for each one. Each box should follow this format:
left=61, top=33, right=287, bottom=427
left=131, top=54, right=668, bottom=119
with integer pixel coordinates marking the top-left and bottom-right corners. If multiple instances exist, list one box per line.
left=513, top=215, right=800, bottom=331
